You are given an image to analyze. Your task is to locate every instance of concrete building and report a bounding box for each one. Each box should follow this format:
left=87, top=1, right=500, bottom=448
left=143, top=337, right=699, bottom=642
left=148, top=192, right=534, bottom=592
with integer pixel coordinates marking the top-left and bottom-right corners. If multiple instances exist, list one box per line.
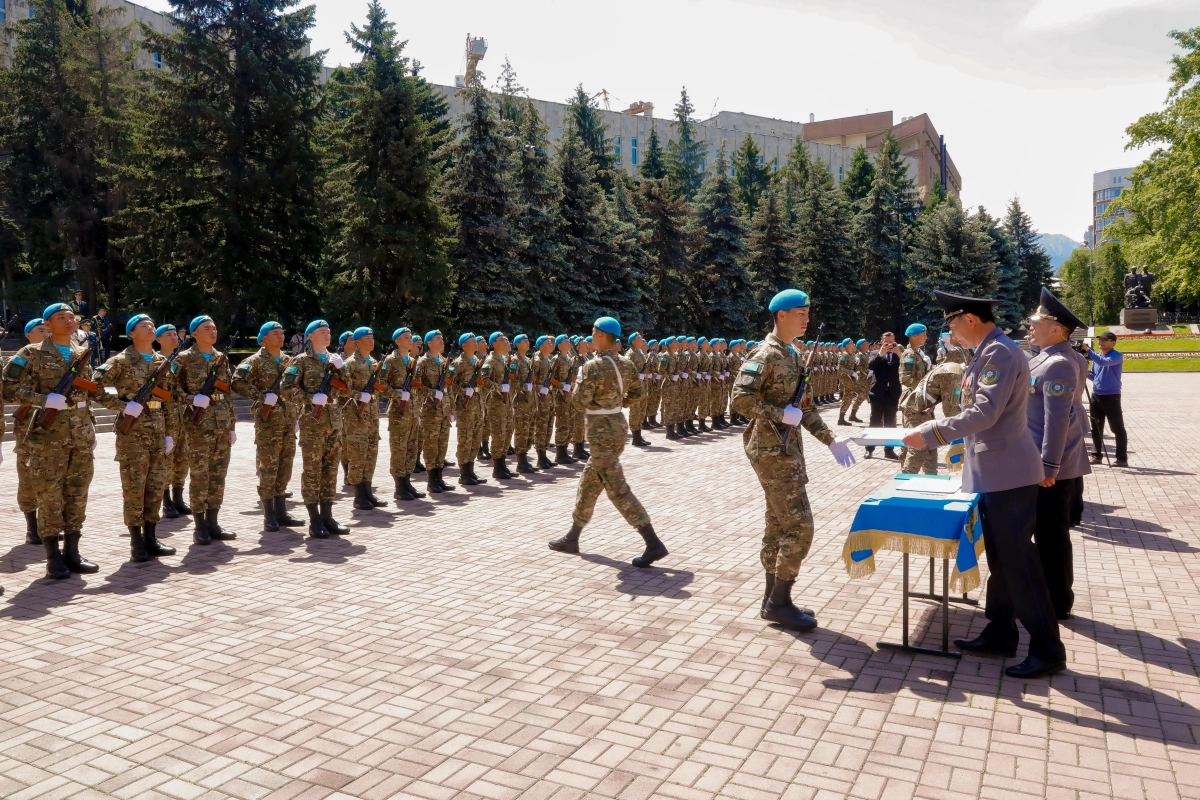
left=2, top=0, right=172, bottom=68
left=1089, top=167, right=1133, bottom=246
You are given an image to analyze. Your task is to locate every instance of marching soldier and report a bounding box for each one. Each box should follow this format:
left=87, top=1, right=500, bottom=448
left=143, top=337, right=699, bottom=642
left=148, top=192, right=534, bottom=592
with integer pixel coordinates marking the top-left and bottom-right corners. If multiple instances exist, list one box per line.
left=94, top=314, right=179, bottom=562
left=156, top=324, right=193, bottom=520
left=852, top=339, right=871, bottom=421
left=415, top=331, right=454, bottom=493
left=549, top=317, right=667, bottom=567
left=626, top=333, right=650, bottom=446
left=284, top=320, right=351, bottom=538
left=899, top=323, right=936, bottom=474
left=551, top=335, right=577, bottom=465
left=731, top=290, right=856, bottom=633
left=383, top=328, right=425, bottom=501
left=450, top=333, right=486, bottom=486
left=7, top=302, right=103, bottom=578
left=231, top=321, right=305, bottom=532
left=8, top=317, right=48, bottom=545
left=481, top=332, right=516, bottom=480
left=531, top=335, right=557, bottom=470
left=342, top=327, right=387, bottom=510
left=510, top=334, right=537, bottom=473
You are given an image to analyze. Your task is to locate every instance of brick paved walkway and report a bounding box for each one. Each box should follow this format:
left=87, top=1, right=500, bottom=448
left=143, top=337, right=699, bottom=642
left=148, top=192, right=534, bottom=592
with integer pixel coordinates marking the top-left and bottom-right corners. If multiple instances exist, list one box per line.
left=0, top=373, right=1196, bottom=800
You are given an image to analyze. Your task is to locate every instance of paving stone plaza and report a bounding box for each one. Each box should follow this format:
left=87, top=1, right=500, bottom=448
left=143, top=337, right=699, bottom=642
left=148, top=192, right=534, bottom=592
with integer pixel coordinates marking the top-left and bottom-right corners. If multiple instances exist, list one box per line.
left=0, top=372, right=1196, bottom=800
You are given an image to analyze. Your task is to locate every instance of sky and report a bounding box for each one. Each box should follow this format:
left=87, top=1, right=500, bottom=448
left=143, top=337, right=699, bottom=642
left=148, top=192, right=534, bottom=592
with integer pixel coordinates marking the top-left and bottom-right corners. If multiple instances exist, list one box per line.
left=136, top=0, right=1194, bottom=241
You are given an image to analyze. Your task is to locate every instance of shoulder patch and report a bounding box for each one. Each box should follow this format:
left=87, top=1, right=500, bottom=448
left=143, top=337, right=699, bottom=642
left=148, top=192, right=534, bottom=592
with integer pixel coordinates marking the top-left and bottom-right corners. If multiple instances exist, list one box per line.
left=286, top=365, right=299, bottom=374
left=235, top=362, right=251, bottom=376
left=980, top=363, right=1001, bottom=386
left=904, top=358, right=914, bottom=365
left=743, top=361, right=762, bottom=374
left=94, top=363, right=110, bottom=375
left=171, top=363, right=179, bottom=373
left=1047, top=381, right=1067, bottom=397
left=12, top=356, right=27, bottom=367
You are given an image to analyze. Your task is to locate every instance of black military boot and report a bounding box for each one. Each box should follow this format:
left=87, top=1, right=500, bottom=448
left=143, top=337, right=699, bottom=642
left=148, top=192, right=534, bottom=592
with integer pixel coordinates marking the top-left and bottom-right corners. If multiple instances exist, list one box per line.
left=493, top=458, right=515, bottom=480
left=838, top=414, right=848, bottom=426
left=516, top=453, right=536, bottom=473
left=685, top=420, right=698, bottom=435
left=403, top=476, right=426, bottom=498
left=650, top=414, right=661, bottom=428
left=144, top=522, right=175, bottom=557
left=413, top=457, right=426, bottom=474
left=305, top=503, right=329, bottom=539
left=63, top=533, right=98, bottom=574
left=698, top=419, right=711, bottom=433
left=129, top=526, right=149, bottom=563
left=427, top=468, right=444, bottom=493
left=44, top=537, right=70, bottom=580
left=274, top=497, right=304, bottom=527
left=573, top=442, right=589, bottom=461
left=641, top=419, right=652, bottom=430
left=555, top=444, right=577, bottom=465
left=666, top=423, right=679, bottom=440
left=849, top=411, right=863, bottom=423
left=24, top=511, right=40, bottom=545
left=162, top=489, right=179, bottom=519
left=173, top=485, right=193, bottom=515
left=536, top=449, right=554, bottom=469
left=762, top=577, right=817, bottom=632
left=458, top=462, right=479, bottom=487
left=368, top=485, right=387, bottom=507
left=263, top=496, right=280, bottom=532
left=395, top=475, right=416, bottom=501
left=760, top=573, right=813, bottom=617
left=320, top=501, right=350, bottom=535
left=631, top=430, right=649, bottom=447
left=353, top=481, right=374, bottom=510
left=205, top=508, right=236, bottom=541
left=548, top=524, right=581, bottom=554
left=632, top=524, right=668, bottom=568
left=193, top=512, right=212, bottom=545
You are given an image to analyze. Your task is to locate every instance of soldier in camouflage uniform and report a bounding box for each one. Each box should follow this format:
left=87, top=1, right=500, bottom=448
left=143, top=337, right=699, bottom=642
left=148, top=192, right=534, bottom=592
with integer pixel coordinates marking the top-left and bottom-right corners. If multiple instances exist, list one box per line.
left=337, top=331, right=355, bottom=485
left=551, top=335, right=578, bottom=465
left=837, top=339, right=860, bottom=425
left=157, top=324, right=193, bottom=519
left=661, top=337, right=682, bottom=439
left=449, top=333, right=486, bottom=486
left=509, top=334, right=537, bottom=473
left=549, top=317, right=667, bottom=568
left=173, top=316, right=239, bottom=544
left=731, top=290, right=856, bottom=633
left=726, top=339, right=746, bottom=424
left=480, top=332, right=516, bottom=480
left=95, top=314, right=179, bottom=562
left=644, top=340, right=662, bottom=428
left=340, top=327, right=387, bottom=510
left=530, top=336, right=557, bottom=469
left=383, top=328, right=425, bottom=501
left=625, top=333, right=650, bottom=447
left=415, top=331, right=454, bottom=493
left=899, top=323, right=936, bottom=474
left=6, top=302, right=103, bottom=578
left=7, top=317, right=48, bottom=544
left=569, top=338, right=590, bottom=460
left=231, top=321, right=304, bottom=532
left=284, top=320, right=351, bottom=538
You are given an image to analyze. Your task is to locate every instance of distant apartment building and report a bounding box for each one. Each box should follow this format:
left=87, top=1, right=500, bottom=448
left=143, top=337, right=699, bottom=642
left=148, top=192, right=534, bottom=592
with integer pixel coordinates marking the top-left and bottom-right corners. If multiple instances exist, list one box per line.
left=1088, top=167, right=1133, bottom=246
left=1, top=0, right=172, bottom=68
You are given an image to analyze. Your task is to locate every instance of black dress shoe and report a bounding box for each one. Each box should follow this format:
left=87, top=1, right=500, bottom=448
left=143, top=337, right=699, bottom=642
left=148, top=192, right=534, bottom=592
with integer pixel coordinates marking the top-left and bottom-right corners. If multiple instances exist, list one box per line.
left=954, top=635, right=1017, bottom=658
left=1004, top=655, right=1066, bottom=679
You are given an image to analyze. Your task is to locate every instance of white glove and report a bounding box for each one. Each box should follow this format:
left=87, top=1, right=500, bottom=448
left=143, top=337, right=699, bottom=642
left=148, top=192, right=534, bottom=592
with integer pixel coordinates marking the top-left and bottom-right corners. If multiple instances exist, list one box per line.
left=192, top=394, right=210, bottom=408
left=501, top=383, right=510, bottom=392
left=655, top=373, right=661, bottom=380
left=562, top=383, right=571, bottom=393
left=851, top=372, right=858, bottom=380
left=124, top=401, right=144, bottom=418
left=229, top=430, right=237, bottom=446
left=45, top=393, right=67, bottom=410
left=165, top=436, right=174, bottom=454
left=638, top=373, right=645, bottom=380
left=830, top=437, right=857, bottom=468
left=671, top=375, right=679, bottom=382
left=434, top=389, right=443, bottom=400
left=682, top=372, right=689, bottom=378
left=263, top=392, right=278, bottom=406
left=0, top=447, right=4, bottom=465
left=524, top=383, right=533, bottom=391
left=464, top=386, right=474, bottom=397
left=359, top=392, right=371, bottom=403
left=539, top=386, right=549, bottom=395
left=329, top=354, right=344, bottom=369
left=295, top=420, right=300, bottom=434
left=781, top=404, right=803, bottom=426
left=450, top=414, right=457, bottom=423
left=400, top=391, right=410, bottom=401
left=312, top=393, right=328, bottom=406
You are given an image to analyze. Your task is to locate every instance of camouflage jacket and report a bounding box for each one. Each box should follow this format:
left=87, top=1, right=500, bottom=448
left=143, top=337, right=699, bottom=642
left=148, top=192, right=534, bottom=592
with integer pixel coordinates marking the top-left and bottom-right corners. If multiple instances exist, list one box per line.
left=341, top=351, right=382, bottom=422
left=731, top=332, right=835, bottom=462
left=174, top=346, right=236, bottom=432
left=628, top=349, right=647, bottom=380
left=94, top=346, right=179, bottom=439
left=899, top=345, right=930, bottom=407
left=574, top=348, right=640, bottom=412
left=511, top=354, right=534, bottom=405
left=904, top=361, right=965, bottom=418
left=5, top=339, right=102, bottom=447
left=232, top=347, right=295, bottom=425
left=449, top=354, right=480, bottom=411
left=551, top=351, right=575, bottom=396
left=283, top=351, right=350, bottom=432
left=414, top=354, right=450, bottom=417
left=381, top=351, right=413, bottom=418
left=480, top=352, right=512, bottom=408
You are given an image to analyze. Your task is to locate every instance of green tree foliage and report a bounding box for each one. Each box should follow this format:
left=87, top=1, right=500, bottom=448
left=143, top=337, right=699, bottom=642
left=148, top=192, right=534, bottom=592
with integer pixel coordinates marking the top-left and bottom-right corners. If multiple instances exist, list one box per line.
left=664, top=87, right=705, bottom=201
left=1058, top=243, right=1127, bottom=326
left=555, top=126, right=610, bottom=328
left=119, top=0, right=325, bottom=329
left=494, top=57, right=526, bottom=128
left=744, top=185, right=796, bottom=329
left=440, top=82, right=525, bottom=330
left=1109, top=27, right=1200, bottom=304
left=566, top=85, right=614, bottom=193
left=793, top=156, right=860, bottom=338
left=976, top=206, right=1024, bottom=330
left=321, top=2, right=451, bottom=335
left=731, top=132, right=770, bottom=216
left=842, top=145, right=874, bottom=203
left=853, top=133, right=918, bottom=337
left=690, top=142, right=755, bottom=335
left=905, top=198, right=998, bottom=330
left=779, top=137, right=812, bottom=225
left=639, top=126, right=667, bottom=180
left=605, top=176, right=653, bottom=330
left=922, top=179, right=948, bottom=213
left=1005, top=196, right=1052, bottom=316
left=636, top=176, right=697, bottom=332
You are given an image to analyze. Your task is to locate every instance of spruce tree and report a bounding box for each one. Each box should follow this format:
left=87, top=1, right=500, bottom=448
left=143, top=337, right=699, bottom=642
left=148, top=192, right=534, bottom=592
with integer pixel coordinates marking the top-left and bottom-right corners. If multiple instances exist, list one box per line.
left=556, top=126, right=609, bottom=328
left=566, top=85, right=614, bottom=193
left=779, top=137, right=812, bottom=225
left=119, top=0, right=325, bottom=328
left=794, top=157, right=860, bottom=338
left=842, top=145, right=874, bottom=203
left=744, top=185, right=795, bottom=329
left=664, top=87, right=706, bottom=201
left=922, top=180, right=948, bottom=213
left=1005, top=196, right=1052, bottom=316
left=690, top=142, right=755, bottom=336
left=636, top=176, right=698, bottom=332
left=731, top=132, right=770, bottom=216
left=604, top=176, right=652, bottom=329
left=440, top=81, right=525, bottom=330
left=321, top=1, right=452, bottom=334
left=639, top=126, right=667, bottom=181
left=976, top=206, right=1024, bottom=330
left=494, top=57, right=526, bottom=127
left=853, top=133, right=918, bottom=337
left=905, top=198, right=998, bottom=330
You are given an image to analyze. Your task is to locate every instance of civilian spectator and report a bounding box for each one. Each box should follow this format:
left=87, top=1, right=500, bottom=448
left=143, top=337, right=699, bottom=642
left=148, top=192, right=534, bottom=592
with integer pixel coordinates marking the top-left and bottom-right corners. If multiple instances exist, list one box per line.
left=866, top=332, right=903, bottom=460
left=289, top=330, right=305, bottom=355
left=1081, top=331, right=1127, bottom=467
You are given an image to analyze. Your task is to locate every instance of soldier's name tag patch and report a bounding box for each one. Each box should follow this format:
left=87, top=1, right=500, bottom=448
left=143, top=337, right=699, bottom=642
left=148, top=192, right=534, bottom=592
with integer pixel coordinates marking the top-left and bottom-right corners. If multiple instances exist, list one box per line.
left=1047, top=381, right=1067, bottom=397
left=980, top=363, right=1001, bottom=386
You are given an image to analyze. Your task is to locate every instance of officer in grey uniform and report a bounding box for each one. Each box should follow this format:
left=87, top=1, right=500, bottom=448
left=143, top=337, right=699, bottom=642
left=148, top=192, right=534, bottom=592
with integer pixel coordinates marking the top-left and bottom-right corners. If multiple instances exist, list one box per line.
left=1025, top=288, right=1091, bottom=619
left=902, top=290, right=1065, bottom=679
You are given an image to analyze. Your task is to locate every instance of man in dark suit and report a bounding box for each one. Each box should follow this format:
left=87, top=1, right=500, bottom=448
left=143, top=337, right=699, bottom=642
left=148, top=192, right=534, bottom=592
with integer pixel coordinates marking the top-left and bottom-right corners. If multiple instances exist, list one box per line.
left=866, top=332, right=902, bottom=459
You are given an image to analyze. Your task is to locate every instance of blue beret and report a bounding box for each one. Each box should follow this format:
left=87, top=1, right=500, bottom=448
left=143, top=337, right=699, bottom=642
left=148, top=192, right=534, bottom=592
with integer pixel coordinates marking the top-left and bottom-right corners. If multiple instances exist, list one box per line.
left=189, top=315, right=214, bottom=334
left=697, top=337, right=708, bottom=344
left=392, top=327, right=411, bottom=341
left=488, top=331, right=505, bottom=346
left=686, top=336, right=696, bottom=343
left=856, top=338, right=866, bottom=346
left=458, top=332, right=474, bottom=347
left=594, top=316, right=621, bottom=336
left=305, top=319, right=330, bottom=337
left=768, top=288, right=810, bottom=312
left=43, top=303, right=73, bottom=320
left=126, top=313, right=153, bottom=336
left=338, top=331, right=352, bottom=346
left=535, top=335, right=550, bottom=347
left=555, top=334, right=568, bottom=346
left=155, top=323, right=176, bottom=338
left=806, top=341, right=814, bottom=346
left=513, top=333, right=527, bottom=345
left=663, top=336, right=676, bottom=345
left=585, top=336, right=593, bottom=343
left=571, top=336, right=582, bottom=345
left=628, top=332, right=641, bottom=343
left=648, top=338, right=657, bottom=346
left=258, top=321, right=283, bottom=343
left=353, top=326, right=373, bottom=340
left=905, top=323, right=927, bottom=336
left=424, top=330, right=441, bottom=342
left=23, top=318, right=44, bottom=335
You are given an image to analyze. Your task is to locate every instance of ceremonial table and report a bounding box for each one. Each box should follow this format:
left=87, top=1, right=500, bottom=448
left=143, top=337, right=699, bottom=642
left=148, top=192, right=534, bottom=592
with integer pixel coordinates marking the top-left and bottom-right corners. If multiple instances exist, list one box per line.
left=842, top=473, right=984, bottom=658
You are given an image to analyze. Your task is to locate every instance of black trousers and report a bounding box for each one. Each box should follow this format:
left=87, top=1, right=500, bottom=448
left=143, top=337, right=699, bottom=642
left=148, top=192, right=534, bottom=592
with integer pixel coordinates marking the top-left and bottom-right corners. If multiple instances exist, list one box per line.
left=1035, top=479, right=1075, bottom=617
left=1070, top=475, right=1084, bottom=527
left=978, top=485, right=1065, bottom=662
left=1090, top=393, right=1127, bottom=461
left=865, top=395, right=898, bottom=456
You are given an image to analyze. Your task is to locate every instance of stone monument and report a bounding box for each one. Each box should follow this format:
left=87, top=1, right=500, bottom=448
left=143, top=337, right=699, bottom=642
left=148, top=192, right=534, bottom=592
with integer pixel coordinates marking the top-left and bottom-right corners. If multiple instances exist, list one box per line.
left=1120, top=265, right=1158, bottom=328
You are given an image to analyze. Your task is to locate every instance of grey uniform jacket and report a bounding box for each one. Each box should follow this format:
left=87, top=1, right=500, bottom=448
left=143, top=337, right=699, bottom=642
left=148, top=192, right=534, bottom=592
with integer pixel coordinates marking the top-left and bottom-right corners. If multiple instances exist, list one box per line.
left=1026, top=341, right=1089, bottom=481
left=1066, top=348, right=1093, bottom=480
left=917, top=326, right=1043, bottom=494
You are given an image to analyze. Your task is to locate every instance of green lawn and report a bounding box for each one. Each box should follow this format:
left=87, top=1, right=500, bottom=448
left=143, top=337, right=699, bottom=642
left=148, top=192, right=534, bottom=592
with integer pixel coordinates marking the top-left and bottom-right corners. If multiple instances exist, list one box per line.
left=1124, top=357, right=1200, bottom=372
left=1173, top=324, right=1193, bottom=335
left=1101, top=338, right=1200, bottom=352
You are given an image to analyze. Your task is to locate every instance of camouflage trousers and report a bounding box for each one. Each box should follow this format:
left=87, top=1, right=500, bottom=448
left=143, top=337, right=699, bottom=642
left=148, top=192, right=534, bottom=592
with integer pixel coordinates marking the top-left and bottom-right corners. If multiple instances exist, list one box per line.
left=387, top=412, right=420, bottom=478
left=660, top=380, right=678, bottom=424
left=343, top=409, right=380, bottom=485
left=534, top=392, right=555, bottom=450
left=186, top=426, right=232, bottom=514
left=513, top=398, right=534, bottom=454
left=901, top=410, right=937, bottom=474
left=299, top=421, right=341, bottom=504
left=570, top=398, right=586, bottom=444
left=646, top=380, right=662, bottom=421
left=169, top=425, right=190, bottom=487
left=553, top=389, right=573, bottom=446
left=254, top=415, right=296, bottom=499
left=748, top=451, right=816, bottom=581
left=420, top=406, right=451, bottom=469
left=115, top=423, right=169, bottom=526
left=456, top=401, right=482, bottom=464
left=572, top=414, right=650, bottom=529
left=628, top=396, right=647, bottom=432
left=15, top=435, right=35, bottom=513
left=28, top=439, right=94, bottom=539
left=487, top=400, right=513, bottom=456
left=839, top=377, right=865, bottom=416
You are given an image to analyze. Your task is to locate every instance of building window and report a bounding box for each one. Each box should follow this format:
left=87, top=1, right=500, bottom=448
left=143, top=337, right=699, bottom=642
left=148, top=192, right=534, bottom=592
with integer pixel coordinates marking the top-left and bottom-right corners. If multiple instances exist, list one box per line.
left=631, top=137, right=637, bottom=166
left=759, top=155, right=764, bottom=167
left=773, top=158, right=778, bottom=171
left=153, top=52, right=162, bottom=68
left=0, top=0, right=6, bottom=24
left=730, top=164, right=736, bottom=176
left=838, top=165, right=843, bottom=180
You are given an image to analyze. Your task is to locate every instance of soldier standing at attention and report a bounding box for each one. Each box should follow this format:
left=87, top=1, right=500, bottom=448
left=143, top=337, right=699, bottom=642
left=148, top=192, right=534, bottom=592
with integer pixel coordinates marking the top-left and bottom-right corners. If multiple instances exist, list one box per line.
left=901, top=291, right=1066, bottom=678
left=95, top=314, right=179, bottom=562
left=662, top=336, right=682, bottom=439
left=383, top=328, right=425, bottom=501
left=551, top=335, right=578, bottom=465
left=481, top=332, right=516, bottom=480
left=415, top=331, right=454, bottom=493
left=643, top=339, right=661, bottom=429
left=569, top=338, right=590, bottom=461
left=409, top=334, right=426, bottom=475
left=285, top=320, right=351, bottom=538
left=8, top=303, right=103, bottom=578
left=155, top=325, right=191, bottom=520
left=852, top=339, right=871, bottom=422
left=530, top=335, right=556, bottom=470
left=7, top=317, right=48, bottom=545
left=731, top=290, right=857, bottom=633
left=549, top=317, right=667, bottom=567
left=342, top=327, right=387, bottom=510
left=625, top=333, right=650, bottom=447
left=836, top=339, right=858, bottom=426
left=899, top=323, right=936, bottom=474
left=510, top=334, right=537, bottom=474
left=450, top=333, right=486, bottom=487
left=175, top=316, right=237, bottom=545
left=337, top=331, right=355, bottom=485
left=231, top=321, right=304, bottom=532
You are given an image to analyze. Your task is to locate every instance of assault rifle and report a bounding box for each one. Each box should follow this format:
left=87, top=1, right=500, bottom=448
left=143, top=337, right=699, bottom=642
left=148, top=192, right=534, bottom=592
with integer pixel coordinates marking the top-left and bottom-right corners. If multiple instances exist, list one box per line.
left=260, top=363, right=286, bottom=421
left=117, top=351, right=179, bottom=434
left=781, top=323, right=824, bottom=449
left=312, top=356, right=349, bottom=421
left=397, top=356, right=415, bottom=415
left=432, top=360, right=448, bottom=409
left=354, top=348, right=390, bottom=418
left=542, top=354, right=557, bottom=392
left=32, top=350, right=99, bottom=429
left=460, top=364, right=480, bottom=407
left=191, top=333, right=240, bottom=424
